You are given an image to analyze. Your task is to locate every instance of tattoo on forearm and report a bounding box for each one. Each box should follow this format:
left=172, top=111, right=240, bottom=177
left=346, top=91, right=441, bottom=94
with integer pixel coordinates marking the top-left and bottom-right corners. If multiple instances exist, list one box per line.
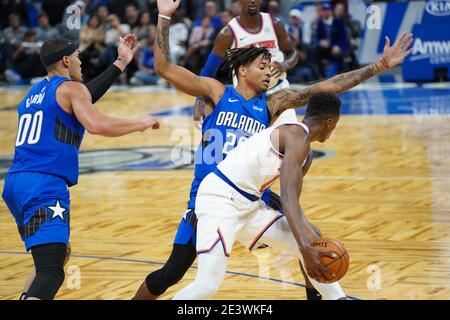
left=330, top=62, right=380, bottom=94
left=156, top=18, right=171, bottom=63
left=267, top=61, right=382, bottom=117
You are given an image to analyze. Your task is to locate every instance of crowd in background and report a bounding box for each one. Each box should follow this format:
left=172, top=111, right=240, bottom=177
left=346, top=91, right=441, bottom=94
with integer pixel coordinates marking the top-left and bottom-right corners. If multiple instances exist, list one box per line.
left=0, top=0, right=362, bottom=86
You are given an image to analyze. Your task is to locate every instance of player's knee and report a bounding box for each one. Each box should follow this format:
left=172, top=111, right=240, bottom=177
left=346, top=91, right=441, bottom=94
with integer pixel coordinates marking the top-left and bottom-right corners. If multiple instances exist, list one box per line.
left=145, top=262, right=190, bottom=296
left=27, top=243, right=66, bottom=300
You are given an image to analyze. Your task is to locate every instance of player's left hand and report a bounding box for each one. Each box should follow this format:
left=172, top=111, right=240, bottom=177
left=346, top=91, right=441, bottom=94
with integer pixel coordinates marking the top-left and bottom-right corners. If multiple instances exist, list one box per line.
left=157, top=0, right=181, bottom=17
left=270, top=61, right=285, bottom=79
left=382, top=32, right=414, bottom=68
left=117, top=34, right=140, bottom=65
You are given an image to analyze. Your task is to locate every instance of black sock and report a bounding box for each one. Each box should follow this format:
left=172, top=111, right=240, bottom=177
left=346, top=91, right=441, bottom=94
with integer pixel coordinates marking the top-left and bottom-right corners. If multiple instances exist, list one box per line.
left=306, top=287, right=322, bottom=300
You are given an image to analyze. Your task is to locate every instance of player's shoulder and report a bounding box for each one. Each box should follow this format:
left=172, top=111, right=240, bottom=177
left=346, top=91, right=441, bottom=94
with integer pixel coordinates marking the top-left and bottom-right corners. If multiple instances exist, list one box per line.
left=58, top=80, right=89, bottom=97
left=218, top=24, right=234, bottom=37
left=280, top=123, right=309, bottom=144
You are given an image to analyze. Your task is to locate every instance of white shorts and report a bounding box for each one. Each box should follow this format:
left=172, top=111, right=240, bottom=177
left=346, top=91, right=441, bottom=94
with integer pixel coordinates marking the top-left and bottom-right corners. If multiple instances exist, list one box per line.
left=195, top=173, right=284, bottom=256
left=195, top=172, right=347, bottom=299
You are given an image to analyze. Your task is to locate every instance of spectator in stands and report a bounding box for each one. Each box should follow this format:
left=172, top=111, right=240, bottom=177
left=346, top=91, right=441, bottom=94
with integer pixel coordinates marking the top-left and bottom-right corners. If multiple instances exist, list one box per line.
left=125, top=3, right=140, bottom=29
left=108, top=0, right=135, bottom=22
left=11, top=29, right=45, bottom=82
left=56, top=0, right=89, bottom=44
left=268, top=1, right=288, bottom=29
left=181, top=16, right=214, bottom=74
left=130, top=36, right=159, bottom=86
left=169, top=11, right=189, bottom=64
left=193, top=1, right=222, bottom=31
left=41, top=0, right=71, bottom=27
left=315, top=2, right=350, bottom=78
left=35, top=12, right=60, bottom=42
left=97, top=5, right=111, bottom=33
left=86, top=0, right=109, bottom=15
left=99, top=14, right=130, bottom=69
left=4, top=13, right=27, bottom=49
left=133, top=11, right=156, bottom=43
left=79, top=14, right=105, bottom=80
left=334, top=2, right=360, bottom=70
left=287, top=9, right=314, bottom=82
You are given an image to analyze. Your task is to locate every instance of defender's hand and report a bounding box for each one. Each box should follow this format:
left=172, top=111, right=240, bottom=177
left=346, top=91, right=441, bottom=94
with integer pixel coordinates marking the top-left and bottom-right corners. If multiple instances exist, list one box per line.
left=157, top=0, right=181, bottom=17
left=270, top=61, right=285, bottom=79
left=118, top=34, right=140, bottom=65
left=382, top=32, right=414, bottom=68
left=140, top=115, right=160, bottom=130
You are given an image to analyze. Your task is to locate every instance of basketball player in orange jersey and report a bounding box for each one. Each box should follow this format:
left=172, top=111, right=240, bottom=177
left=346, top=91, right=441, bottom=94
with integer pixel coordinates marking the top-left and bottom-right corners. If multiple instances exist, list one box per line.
left=132, top=0, right=414, bottom=300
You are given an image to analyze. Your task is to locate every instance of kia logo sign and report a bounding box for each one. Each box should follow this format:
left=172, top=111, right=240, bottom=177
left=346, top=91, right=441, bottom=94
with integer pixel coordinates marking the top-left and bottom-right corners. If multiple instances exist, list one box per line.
left=425, top=0, right=450, bottom=16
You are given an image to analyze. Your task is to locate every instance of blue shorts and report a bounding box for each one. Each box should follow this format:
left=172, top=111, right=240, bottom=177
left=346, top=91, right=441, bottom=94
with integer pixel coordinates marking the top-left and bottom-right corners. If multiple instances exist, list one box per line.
left=173, top=209, right=197, bottom=246
left=173, top=189, right=280, bottom=246
left=2, top=172, right=71, bottom=251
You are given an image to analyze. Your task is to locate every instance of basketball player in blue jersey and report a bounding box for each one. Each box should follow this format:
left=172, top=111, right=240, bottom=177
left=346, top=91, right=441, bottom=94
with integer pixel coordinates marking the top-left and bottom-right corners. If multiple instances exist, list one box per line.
left=2, top=36, right=160, bottom=300
left=133, top=0, right=413, bottom=300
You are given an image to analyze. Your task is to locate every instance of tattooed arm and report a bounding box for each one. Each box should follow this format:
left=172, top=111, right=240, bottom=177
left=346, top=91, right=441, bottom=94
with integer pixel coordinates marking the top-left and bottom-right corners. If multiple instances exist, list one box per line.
left=267, top=32, right=414, bottom=120
left=154, top=0, right=225, bottom=105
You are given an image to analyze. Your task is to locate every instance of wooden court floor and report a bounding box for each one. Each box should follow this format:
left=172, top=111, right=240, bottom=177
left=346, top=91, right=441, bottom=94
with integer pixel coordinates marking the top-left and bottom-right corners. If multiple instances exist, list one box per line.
left=0, top=89, right=449, bottom=300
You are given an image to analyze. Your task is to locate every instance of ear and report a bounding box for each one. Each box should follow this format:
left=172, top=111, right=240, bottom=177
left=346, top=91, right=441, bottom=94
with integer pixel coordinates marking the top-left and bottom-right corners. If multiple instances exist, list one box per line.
left=239, top=65, right=247, bottom=78
left=326, top=118, right=332, bottom=127
left=62, top=56, right=70, bottom=68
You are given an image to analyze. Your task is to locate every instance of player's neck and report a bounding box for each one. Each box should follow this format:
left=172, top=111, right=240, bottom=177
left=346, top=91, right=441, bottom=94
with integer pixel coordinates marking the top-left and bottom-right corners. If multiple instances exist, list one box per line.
left=47, top=68, right=70, bottom=80
left=239, top=12, right=261, bottom=28
left=235, top=83, right=259, bottom=101
left=302, top=119, right=319, bottom=142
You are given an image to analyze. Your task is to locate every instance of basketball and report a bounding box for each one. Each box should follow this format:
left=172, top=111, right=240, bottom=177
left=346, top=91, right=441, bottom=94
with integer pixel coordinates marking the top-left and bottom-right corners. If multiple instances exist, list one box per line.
left=312, top=237, right=349, bottom=283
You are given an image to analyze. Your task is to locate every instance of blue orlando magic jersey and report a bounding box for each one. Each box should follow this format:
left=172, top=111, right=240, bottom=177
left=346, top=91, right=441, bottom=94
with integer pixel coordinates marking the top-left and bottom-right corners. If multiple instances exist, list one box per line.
left=188, top=86, right=271, bottom=208
left=8, top=76, right=85, bottom=187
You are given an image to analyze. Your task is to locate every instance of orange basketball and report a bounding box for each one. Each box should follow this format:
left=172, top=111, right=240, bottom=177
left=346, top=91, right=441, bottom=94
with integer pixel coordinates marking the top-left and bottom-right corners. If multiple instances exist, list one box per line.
left=311, top=237, right=349, bottom=283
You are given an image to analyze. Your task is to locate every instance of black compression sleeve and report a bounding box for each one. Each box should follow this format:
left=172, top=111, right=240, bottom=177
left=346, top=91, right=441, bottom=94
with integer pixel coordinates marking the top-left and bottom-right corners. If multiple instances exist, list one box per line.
left=84, top=64, right=122, bottom=103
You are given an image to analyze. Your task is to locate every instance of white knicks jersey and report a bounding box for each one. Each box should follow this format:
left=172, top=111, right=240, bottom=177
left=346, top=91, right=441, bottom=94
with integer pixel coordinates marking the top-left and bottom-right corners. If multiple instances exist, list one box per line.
left=216, top=122, right=310, bottom=198
left=228, top=12, right=286, bottom=90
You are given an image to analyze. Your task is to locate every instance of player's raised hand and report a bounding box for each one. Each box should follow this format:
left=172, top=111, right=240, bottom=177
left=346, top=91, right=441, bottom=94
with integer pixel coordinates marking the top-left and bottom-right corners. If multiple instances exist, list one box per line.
left=118, top=34, right=140, bottom=65
left=140, top=115, right=160, bottom=130
left=382, top=32, right=414, bottom=68
left=157, top=0, right=181, bottom=17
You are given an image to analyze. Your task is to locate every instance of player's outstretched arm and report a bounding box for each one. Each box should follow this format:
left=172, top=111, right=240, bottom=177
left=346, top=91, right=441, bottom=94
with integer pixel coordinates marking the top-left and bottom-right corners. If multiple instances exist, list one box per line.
left=267, top=32, right=414, bottom=118
left=154, top=0, right=225, bottom=105
left=278, top=125, right=335, bottom=282
left=61, top=82, right=159, bottom=137
left=84, top=34, right=139, bottom=103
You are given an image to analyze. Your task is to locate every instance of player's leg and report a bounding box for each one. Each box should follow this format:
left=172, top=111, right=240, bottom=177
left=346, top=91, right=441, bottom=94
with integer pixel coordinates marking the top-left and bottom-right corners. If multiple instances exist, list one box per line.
left=26, top=243, right=67, bottom=300
left=2, top=172, right=72, bottom=300
left=20, top=242, right=72, bottom=299
left=133, top=209, right=198, bottom=300
left=172, top=245, right=228, bottom=300
left=173, top=173, right=249, bottom=300
left=238, top=206, right=346, bottom=300
left=261, top=189, right=322, bottom=300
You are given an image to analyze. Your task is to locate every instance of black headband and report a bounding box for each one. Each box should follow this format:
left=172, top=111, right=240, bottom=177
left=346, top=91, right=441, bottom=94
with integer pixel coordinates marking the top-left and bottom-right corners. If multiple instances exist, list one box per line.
left=41, top=42, right=78, bottom=67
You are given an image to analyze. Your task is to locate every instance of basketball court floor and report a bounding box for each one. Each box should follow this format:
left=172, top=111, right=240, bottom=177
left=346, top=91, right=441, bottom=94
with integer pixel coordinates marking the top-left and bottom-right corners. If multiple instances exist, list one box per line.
left=0, top=79, right=449, bottom=300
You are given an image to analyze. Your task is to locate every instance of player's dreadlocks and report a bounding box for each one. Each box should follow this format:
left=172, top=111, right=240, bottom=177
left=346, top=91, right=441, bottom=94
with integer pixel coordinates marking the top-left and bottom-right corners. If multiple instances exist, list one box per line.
left=221, top=45, right=271, bottom=77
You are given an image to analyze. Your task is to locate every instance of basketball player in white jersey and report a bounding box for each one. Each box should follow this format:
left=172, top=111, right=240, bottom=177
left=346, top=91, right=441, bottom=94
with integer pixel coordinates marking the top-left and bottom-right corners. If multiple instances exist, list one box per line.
left=133, top=0, right=414, bottom=300
left=174, top=92, right=345, bottom=300
left=195, top=0, right=300, bottom=126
